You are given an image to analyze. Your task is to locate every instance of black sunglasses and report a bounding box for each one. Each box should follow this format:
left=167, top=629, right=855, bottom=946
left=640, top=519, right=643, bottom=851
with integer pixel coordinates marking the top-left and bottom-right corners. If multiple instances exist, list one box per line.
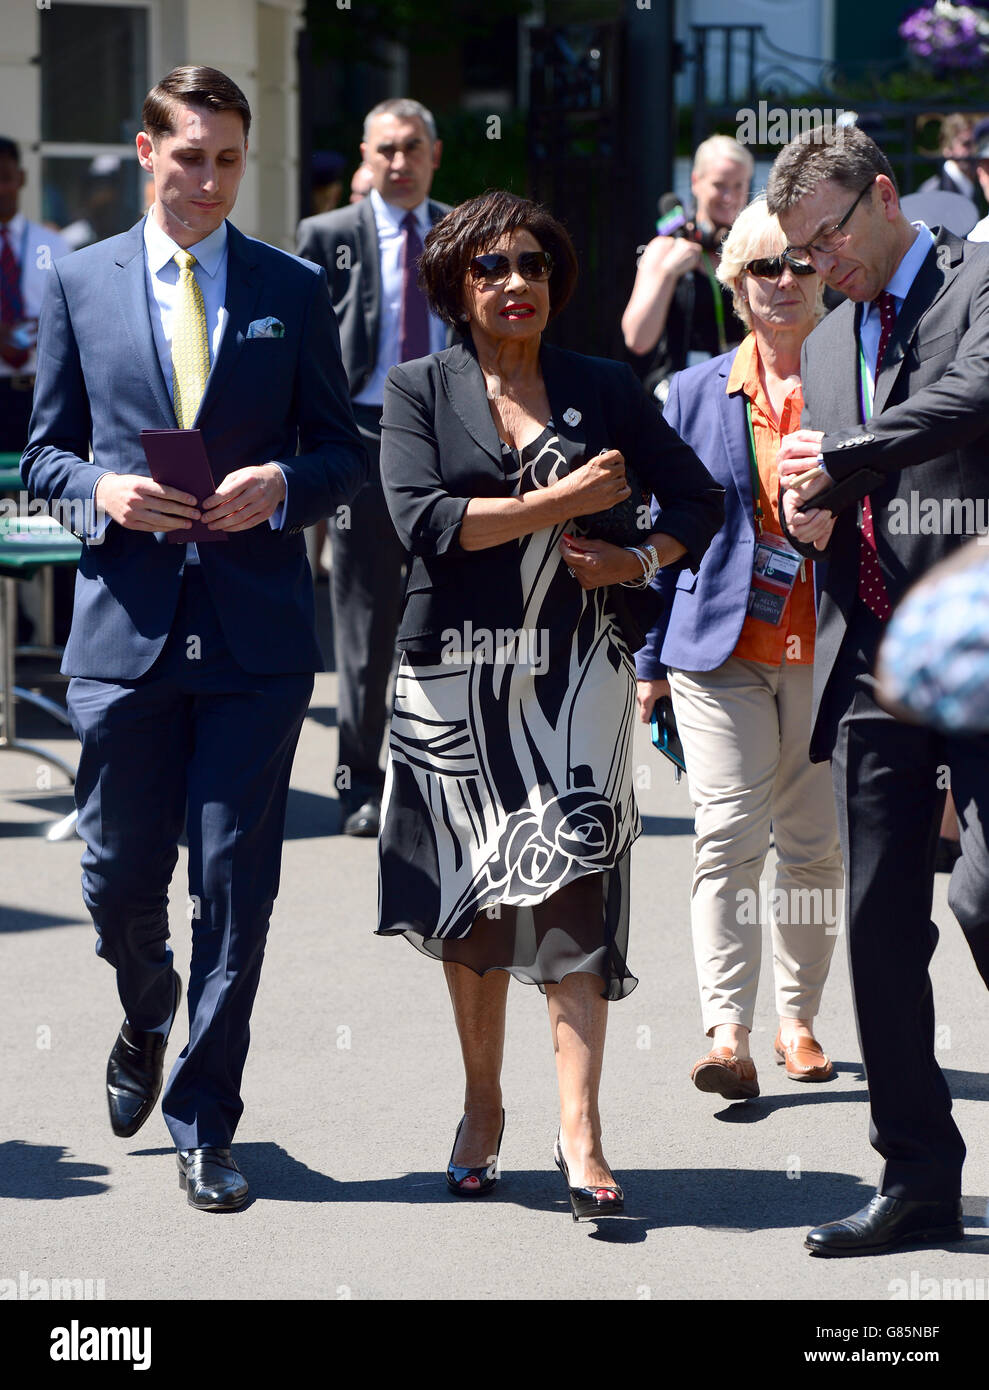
left=468, top=251, right=554, bottom=284
left=745, top=255, right=816, bottom=279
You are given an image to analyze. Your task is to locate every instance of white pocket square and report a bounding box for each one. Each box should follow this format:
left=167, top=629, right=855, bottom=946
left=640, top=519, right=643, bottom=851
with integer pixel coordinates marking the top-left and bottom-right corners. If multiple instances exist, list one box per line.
left=247, top=317, right=285, bottom=339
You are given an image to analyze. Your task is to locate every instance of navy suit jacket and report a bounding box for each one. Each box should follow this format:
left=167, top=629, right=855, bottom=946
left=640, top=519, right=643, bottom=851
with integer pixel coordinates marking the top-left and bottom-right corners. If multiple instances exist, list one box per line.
left=22, top=219, right=366, bottom=679
left=635, top=346, right=822, bottom=680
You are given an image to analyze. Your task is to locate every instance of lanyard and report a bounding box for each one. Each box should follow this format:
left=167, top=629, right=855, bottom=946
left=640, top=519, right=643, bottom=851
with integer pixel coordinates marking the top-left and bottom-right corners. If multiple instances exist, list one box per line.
left=700, top=251, right=727, bottom=353
left=857, top=339, right=873, bottom=419
left=743, top=396, right=765, bottom=535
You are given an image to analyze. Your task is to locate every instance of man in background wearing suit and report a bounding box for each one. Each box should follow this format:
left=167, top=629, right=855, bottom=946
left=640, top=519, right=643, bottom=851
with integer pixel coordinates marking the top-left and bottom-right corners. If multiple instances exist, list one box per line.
left=0, top=136, right=69, bottom=451
left=297, top=99, right=450, bottom=837
left=22, top=66, right=365, bottom=1210
left=769, top=124, right=989, bottom=1255
left=917, top=114, right=976, bottom=203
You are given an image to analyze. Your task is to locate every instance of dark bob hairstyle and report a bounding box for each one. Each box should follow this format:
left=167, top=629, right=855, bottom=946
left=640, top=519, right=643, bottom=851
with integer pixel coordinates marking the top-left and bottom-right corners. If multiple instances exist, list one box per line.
left=419, top=190, right=579, bottom=332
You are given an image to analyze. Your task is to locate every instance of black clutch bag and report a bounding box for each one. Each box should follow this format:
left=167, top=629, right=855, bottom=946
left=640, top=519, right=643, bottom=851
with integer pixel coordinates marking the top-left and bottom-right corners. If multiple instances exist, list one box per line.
left=577, top=458, right=654, bottom=548
left=576, top=457, right=663, bottom=653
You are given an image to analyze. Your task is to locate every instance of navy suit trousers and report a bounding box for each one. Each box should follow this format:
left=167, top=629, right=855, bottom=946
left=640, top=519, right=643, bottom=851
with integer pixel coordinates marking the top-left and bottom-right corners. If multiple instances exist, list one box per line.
left=67, top=567, right=313, bottom=1149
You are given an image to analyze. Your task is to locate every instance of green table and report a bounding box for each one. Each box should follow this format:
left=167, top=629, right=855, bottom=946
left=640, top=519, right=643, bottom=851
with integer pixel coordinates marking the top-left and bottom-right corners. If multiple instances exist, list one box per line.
left=0, top=514, right=81, bottom=840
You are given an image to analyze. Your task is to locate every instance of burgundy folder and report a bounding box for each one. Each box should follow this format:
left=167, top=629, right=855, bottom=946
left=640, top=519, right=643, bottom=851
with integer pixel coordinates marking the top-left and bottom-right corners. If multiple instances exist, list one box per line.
left=140, top=428, right=228, bottom=543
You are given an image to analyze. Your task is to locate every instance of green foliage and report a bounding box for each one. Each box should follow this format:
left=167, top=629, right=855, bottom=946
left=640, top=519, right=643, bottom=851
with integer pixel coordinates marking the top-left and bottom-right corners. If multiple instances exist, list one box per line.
left=312, top=108, right=530, bottom=208
left=428, top=109, right=530, bottom=206
left=306, top=0, right=534, bottom=64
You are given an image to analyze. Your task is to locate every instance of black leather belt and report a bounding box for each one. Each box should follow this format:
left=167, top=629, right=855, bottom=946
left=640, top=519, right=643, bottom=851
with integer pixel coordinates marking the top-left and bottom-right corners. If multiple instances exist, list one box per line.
left=0, top=375, right=35, bottom=392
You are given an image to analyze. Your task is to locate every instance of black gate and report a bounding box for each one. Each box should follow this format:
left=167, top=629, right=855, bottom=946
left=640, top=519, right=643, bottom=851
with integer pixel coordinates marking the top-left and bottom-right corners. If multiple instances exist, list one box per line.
left=526, top=7, right=677, bottom=360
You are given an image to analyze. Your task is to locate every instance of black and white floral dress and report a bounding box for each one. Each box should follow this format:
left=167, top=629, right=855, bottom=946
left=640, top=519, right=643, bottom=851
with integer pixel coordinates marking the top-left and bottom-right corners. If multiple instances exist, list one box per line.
left=376, top=422, right=639, bottom=999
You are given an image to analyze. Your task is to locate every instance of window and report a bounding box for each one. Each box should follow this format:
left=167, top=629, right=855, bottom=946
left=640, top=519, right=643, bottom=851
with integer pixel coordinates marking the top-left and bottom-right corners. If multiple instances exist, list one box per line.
left=40, top=3, right=150, bottom=246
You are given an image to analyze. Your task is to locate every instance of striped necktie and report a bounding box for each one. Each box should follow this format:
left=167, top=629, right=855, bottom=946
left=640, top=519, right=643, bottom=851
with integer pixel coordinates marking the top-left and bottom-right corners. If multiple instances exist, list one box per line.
left=171, top=250, right=210, bottom=428
left=858, top=291, right=896, bottom=621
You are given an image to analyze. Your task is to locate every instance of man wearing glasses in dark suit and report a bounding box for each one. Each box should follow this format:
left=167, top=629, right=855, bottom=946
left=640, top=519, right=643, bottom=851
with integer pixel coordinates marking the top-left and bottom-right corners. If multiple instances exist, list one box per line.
left=769, top=123, right=989, bottom=1257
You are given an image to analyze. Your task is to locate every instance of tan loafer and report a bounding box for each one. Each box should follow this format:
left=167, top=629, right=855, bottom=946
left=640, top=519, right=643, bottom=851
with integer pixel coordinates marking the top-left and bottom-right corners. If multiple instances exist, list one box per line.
left=774, top=1030, right=833, bottom=1081
left=690, top=1047, right=760, bottom=1100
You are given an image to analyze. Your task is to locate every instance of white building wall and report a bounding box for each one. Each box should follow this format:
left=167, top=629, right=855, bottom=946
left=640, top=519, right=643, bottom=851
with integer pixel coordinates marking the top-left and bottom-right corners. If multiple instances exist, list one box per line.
left=0, top=0, right=303, bottom=247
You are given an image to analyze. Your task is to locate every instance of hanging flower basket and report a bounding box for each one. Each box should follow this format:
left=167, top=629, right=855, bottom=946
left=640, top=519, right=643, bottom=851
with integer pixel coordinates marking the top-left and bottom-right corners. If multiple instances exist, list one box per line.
left=900, top=1, right=989, bottom=71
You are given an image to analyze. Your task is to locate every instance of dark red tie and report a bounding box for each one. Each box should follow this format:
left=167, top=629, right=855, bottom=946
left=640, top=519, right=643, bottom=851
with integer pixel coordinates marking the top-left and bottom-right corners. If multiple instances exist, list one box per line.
left=858, top=291, right=895, bottom=620
left=0, top=225, right=29, bottom=369
left=0, top=225, right=23, bottom=323
left=398, top=211, right=430, bottom=362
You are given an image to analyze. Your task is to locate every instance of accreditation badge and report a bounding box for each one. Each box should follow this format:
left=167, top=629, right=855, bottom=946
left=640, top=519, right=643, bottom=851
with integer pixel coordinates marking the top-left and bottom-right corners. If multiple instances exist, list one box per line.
left=747, top=533, right=802, bottom=625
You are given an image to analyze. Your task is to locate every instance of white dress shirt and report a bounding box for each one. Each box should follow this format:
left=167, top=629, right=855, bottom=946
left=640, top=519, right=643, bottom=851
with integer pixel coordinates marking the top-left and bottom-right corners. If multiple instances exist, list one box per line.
left=143, top=211, right=229, bottom=393
left=93, top=210, right=283, bottom=551
left=0, top=212, right=70, bottom=377
left=353, top=188, right=447, bottom=407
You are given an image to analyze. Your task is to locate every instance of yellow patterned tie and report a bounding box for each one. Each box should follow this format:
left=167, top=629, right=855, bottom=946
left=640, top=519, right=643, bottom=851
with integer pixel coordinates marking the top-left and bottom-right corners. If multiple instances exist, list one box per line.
left=171, top=250, right=210, bottom=428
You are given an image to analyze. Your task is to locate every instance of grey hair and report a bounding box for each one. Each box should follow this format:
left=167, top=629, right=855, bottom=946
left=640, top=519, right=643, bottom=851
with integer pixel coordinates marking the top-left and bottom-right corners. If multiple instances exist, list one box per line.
left=766, top=123, right=896, bottom=217
left=363, top=99, right=437, bottom=144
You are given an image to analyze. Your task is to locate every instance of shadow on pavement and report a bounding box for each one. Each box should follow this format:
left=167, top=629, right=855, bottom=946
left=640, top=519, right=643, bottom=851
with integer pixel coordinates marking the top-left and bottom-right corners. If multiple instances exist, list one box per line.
left=304, top=704, right=337, bottom=729
left=0, top=1140, right=109, bottom=1198
left=941, top=1068, right=989, bottom=1102
left=0, top=905, right=85, bottom=933
left=282, top=787, right=341, bottom=841
left=113, top=1144, right=895, bottom=1237
left=639, top=815, right=694, bottom=836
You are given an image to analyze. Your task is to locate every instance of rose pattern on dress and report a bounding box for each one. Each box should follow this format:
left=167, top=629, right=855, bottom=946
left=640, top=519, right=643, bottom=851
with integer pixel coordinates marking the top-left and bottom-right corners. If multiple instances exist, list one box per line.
left=486, top=807, right=573, bottom=901
left=540, top=792, right=619, bottom=866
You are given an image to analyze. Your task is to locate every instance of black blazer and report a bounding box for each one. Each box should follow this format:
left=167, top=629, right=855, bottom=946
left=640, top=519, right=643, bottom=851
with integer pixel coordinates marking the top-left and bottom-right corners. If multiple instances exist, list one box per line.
left=780, top=228, right=989, bottom=759
left=297, top=195, right=452, bottom=398
left=379, top=337, right=725, bottom=649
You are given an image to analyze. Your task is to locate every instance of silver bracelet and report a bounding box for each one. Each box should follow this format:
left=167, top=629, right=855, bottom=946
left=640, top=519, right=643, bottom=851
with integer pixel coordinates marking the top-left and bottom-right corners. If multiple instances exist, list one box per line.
left=621, top=545, right=658, bottom=589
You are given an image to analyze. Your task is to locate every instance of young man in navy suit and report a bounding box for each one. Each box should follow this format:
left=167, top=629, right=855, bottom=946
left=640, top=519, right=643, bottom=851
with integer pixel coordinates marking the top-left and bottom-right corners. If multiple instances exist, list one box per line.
left=22, top=67, right=365, bottom=1210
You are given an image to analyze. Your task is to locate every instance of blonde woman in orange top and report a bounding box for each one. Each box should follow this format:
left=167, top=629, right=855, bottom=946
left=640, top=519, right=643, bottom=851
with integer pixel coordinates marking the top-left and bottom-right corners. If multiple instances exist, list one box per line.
left=636, top=198, right=844, bottom=1100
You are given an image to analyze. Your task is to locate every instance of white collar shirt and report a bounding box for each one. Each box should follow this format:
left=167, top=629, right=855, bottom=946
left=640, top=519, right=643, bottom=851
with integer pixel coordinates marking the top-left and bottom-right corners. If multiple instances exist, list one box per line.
left=353, top=188, right=447, bottom=407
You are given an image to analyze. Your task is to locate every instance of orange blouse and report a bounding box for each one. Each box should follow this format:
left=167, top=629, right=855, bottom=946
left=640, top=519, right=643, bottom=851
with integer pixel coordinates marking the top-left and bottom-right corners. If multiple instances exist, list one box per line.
left=727, top=333, right=816, bottom=667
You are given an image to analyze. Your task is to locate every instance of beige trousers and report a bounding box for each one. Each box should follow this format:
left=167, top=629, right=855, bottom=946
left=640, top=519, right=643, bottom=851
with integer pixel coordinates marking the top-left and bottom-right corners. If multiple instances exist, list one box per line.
left=668, top=657, right=843, bottom=1034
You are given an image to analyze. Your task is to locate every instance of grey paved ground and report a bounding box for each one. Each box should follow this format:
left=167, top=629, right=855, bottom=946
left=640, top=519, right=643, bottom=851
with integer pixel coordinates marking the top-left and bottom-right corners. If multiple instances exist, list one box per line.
left=1, top=588, right=987, bottom=1311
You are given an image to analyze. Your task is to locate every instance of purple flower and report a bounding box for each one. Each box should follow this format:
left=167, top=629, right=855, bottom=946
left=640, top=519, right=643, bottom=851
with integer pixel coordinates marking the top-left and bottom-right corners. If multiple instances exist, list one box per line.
left=900, top=2, right=989, bottom=68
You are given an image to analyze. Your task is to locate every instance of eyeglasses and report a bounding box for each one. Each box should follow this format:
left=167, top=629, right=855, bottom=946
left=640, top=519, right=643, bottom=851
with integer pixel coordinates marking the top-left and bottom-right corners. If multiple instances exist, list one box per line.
left=784, top=178, right=876, bottom=264
left=468, top=251, right=553, bottom=284
left=745, top=255, right=817, bottom=279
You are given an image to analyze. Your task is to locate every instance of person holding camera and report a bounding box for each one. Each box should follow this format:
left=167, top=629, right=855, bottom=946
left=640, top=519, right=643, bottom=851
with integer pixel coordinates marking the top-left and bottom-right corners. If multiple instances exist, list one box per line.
left=635, top=199, right=843, bottom=1101
left=622, top=135, right=752, bottom=401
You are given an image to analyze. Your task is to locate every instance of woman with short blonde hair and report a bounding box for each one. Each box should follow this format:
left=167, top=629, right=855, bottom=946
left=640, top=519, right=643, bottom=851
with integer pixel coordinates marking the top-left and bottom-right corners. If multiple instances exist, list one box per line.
left=636, top=197, right=843, bottom=1101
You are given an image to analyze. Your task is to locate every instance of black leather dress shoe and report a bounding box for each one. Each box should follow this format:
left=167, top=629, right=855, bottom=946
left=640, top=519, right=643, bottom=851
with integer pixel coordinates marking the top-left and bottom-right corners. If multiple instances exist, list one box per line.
left=106, top=971, right=182, bottom=1138
left=805, top=1193, right=963, bottom=1257
left=176, top=1147, right=249, bottom=1211
left=342, top=795, right=381, bottom=837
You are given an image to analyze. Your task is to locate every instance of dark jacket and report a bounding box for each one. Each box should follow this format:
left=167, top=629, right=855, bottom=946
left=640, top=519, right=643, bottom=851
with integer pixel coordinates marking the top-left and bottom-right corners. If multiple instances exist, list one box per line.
left=780, top=228, right=989, bottom=760
left=297, top=195, right=452, bottom=398
left=22, top=219, right=366, bottom=680
left=379, top=336, right=725, bottom=650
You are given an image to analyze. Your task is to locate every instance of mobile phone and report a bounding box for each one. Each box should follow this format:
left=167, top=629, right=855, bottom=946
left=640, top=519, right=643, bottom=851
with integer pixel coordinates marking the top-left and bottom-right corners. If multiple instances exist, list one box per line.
left=650, top=695, right=686, bottom=781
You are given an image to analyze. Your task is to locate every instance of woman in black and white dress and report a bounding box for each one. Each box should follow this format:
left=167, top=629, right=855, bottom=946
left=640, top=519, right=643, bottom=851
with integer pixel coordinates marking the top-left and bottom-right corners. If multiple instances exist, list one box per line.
left=377, top=191, right=723, bottom=1218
